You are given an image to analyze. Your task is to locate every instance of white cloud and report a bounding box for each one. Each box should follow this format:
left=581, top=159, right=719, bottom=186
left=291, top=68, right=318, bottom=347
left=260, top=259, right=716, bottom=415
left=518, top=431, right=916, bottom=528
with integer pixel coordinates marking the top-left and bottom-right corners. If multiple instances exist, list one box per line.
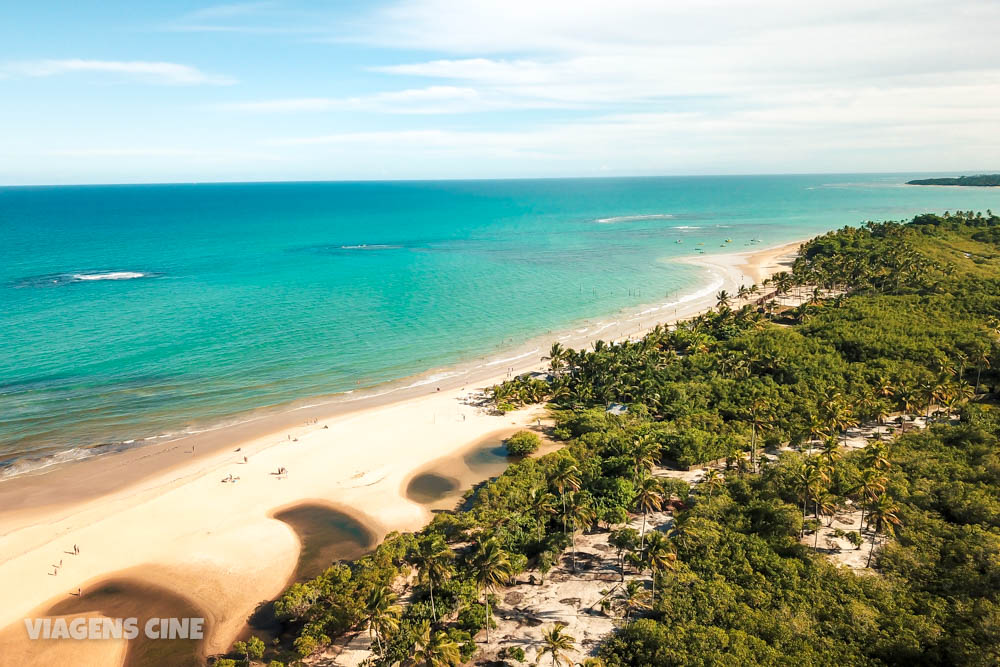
left=44, top=147, right=280, bottom=162
left=220, top=85, right=572, bottom=114
left=351, top=0, right=1000, bottom=113
left=2, top=59, right=235, bottom=85
left=264, top=76, right=1000, bottom=175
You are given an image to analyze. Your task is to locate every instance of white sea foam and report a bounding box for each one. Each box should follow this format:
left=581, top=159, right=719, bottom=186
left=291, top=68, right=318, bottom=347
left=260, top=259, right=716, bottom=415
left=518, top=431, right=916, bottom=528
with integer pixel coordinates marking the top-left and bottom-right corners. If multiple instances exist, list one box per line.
left=402, top=370, right=469, bottom=389
left=485, top=348, right=540, bottom=366
left=596, top=214, right=673, bottom=224
left=672, top=226, right=702, bottom=230
left=590, top=321, right=618, bottom=336
left=73, top=271, right=147, bottom=281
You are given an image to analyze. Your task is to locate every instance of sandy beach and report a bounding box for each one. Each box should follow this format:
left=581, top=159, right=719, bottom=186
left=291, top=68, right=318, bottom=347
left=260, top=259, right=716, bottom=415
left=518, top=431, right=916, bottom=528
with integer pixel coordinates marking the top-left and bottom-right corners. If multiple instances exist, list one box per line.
left=0, top=239, right=801, bottom=664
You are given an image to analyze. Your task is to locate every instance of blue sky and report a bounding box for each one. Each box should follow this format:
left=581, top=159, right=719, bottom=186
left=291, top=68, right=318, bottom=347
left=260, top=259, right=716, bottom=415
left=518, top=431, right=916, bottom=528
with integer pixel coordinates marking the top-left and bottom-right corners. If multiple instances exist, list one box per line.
left=2, top=0, right=998, bottom=184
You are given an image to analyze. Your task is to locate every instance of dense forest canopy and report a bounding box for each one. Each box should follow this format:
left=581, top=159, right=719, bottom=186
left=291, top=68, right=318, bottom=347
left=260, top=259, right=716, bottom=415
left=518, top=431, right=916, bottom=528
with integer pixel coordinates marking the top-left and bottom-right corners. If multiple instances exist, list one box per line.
left=907, top=175, right=1000, bottom=186
left=220, top=211, right=1000, bottom=667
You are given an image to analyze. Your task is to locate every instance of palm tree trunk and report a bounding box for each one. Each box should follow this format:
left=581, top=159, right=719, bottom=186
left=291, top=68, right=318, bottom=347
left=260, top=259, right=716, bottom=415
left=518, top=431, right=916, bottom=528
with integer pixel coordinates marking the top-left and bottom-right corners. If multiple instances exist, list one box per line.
left=484, top=594, right=490, bottom=644
left=561, top=493, right=567, bottom=534
left=430, top=580, right=436, bottom=622
left=867, top=530, right=877, bottom=568
left=640, top=513, right=647, bottom=549
left=976, top=364, right=983, bottom=393
left=571, top=530, right=577, bottom=573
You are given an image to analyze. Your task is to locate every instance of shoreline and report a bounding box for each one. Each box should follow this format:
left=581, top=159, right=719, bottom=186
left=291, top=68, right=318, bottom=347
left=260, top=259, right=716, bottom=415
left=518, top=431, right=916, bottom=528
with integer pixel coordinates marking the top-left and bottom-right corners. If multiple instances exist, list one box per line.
left=0, top=238, right=803, bottom=662
left=0, top=238, right=799, bottom=493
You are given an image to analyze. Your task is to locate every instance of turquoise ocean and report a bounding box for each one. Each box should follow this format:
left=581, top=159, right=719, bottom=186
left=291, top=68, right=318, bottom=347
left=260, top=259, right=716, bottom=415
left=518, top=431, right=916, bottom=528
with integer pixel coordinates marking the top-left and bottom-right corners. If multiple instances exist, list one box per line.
left=2, top=174, right=998, bottom=474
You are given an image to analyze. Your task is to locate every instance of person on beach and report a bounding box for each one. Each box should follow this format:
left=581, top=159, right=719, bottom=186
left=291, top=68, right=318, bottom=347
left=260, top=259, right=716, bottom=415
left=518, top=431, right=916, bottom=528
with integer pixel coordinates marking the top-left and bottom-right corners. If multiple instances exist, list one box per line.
left=243, top=456, right=248, bottom=463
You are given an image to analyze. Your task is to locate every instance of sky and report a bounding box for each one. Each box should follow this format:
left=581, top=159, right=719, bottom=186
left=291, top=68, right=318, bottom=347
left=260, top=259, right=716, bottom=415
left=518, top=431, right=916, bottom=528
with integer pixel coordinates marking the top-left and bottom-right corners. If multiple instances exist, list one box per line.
left=1, top=0, right=999, bottom=185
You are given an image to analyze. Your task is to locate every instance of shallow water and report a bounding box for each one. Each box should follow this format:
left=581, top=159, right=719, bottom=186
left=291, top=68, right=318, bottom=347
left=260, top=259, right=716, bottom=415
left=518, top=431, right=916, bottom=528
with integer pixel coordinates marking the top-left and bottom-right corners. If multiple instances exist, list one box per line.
left=406, top=435, right=514, bottom=509
left=3, top=175, right=999, bottom=472
left=406, top=472, right=461, bottom=504
left=42, top=577, right=206, bottom=667
left=272, top=503, right=377, bottom=582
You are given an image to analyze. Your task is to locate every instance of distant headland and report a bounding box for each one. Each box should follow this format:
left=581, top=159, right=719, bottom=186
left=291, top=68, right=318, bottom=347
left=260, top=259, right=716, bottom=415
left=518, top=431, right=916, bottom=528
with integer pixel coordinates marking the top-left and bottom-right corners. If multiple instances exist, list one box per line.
left=907, top=174, right=1000, bottom=186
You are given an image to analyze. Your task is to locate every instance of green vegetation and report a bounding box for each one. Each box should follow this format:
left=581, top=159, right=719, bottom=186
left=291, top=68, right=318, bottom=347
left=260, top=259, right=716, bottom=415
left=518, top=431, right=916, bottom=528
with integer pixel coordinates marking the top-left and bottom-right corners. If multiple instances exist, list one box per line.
left=226, top=211, right=1000, bottom=666
left=907, top=175, right=1000, bottom=186
left=505, top=430, right=541, bottom=456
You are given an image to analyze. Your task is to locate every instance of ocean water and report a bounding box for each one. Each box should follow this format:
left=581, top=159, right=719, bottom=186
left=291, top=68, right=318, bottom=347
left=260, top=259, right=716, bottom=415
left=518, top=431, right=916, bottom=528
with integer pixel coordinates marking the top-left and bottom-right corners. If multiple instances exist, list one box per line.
left=2, top=174, right=998, bottom=473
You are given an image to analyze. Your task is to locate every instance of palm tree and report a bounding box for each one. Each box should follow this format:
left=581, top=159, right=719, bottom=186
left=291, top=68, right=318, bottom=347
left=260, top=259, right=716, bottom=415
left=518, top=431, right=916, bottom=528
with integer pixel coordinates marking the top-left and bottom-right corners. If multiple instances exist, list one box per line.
left=609, top=527, right=638, bottom=581
left=972, top=346, right=991, bottom=394
left=539, top=623, right=576, bottom=666
left=412, top=621, right=461, bottom=666
left=643, top=531, right=676, bottom=603
left=633, top=476, right=663, bottom=549
left=472, top=539, right=513, bottom=645
left=875, top=375, right=895, bottom=400
left=716, top=290, right=732, bottom=311
left=543, top=342, right=568, bottom=376
left=364, top=585, right=401, bottom=656
left=856, top=467, right=887, bottom=533
left=550, top=459, right=581, bottom=535
left=562, top=492, right=596, bottom=573
left=631, top=435, right=661, bottom=482
left=806, top=413, right=830, bottom=453
left=409, top=535, right=454, bottom=622
left=746, top=398, right=774, bottom=472
left=618, top=578, right=651, bottom=621
left=528, top=487, right=557, bottom=541
left=860, top=441, right=890, bottom=472
left=701, top=469, right=724, bottom=500
left=866, top=495, right=902, bottom=568
left=819, top=437, right=840, bottom=465
left=795, top=456, right=828, bottom=538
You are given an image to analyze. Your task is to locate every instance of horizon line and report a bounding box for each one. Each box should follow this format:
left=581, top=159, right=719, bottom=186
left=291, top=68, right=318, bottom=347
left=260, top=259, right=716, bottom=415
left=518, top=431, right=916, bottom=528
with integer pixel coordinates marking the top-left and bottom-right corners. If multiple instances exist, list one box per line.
left=3, top=169, right=995, bottom=189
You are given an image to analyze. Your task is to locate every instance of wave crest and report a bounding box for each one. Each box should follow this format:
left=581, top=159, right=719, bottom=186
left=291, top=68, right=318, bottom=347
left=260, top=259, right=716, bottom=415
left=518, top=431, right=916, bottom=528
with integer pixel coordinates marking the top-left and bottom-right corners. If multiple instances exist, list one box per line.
left=596, top=214, right=673, bottom=224
left=14, top=270, right=158, bottom=288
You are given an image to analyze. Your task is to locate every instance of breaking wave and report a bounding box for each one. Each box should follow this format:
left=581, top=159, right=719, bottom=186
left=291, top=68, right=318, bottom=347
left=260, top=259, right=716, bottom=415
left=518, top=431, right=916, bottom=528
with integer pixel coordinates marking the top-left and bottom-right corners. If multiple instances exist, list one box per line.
left=13, top=271, right=158, bottom=288
left=596, top=214, right=674, bottom=224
